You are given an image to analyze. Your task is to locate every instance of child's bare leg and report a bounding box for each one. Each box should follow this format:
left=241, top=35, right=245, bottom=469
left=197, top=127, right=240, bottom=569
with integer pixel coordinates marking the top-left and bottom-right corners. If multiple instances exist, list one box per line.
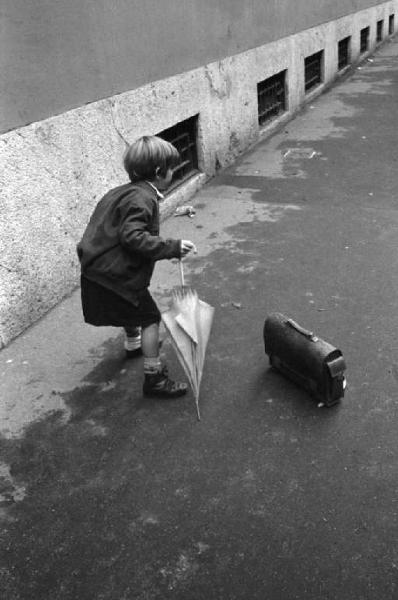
left=141, top=323, right=160, bottom=357
left=125, top=325, right=140, bottom=338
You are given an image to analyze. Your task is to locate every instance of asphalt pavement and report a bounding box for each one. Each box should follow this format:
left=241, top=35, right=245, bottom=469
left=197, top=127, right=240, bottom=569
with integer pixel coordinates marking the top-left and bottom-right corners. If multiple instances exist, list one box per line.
left=1, top=38, right=398, bottom=600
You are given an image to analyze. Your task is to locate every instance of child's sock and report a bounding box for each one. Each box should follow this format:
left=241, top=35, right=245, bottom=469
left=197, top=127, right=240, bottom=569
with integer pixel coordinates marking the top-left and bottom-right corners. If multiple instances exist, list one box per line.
left=124, top=328, right=141, bottom=352
left=144, top=356, right=162, bottom=374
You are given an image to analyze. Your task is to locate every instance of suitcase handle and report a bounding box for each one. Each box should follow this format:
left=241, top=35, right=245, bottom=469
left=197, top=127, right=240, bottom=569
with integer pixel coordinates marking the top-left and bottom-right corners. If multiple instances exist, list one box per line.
left=286, top=318, right=318, bottom=342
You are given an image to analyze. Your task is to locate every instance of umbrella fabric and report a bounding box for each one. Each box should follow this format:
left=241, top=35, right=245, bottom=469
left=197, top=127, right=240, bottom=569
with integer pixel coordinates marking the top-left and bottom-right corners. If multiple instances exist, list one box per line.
left=162, top=286, right=214, bottom=420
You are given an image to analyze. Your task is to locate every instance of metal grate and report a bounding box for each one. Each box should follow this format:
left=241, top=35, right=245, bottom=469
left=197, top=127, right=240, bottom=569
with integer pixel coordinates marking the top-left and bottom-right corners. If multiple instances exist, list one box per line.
left=377, top=20, right=384, bottom=42
left=158, top=115, right=199, bottom=185
left=304, top=51, right=323, bottom=93
left=360, top=27, right=370, bottom=53
left=338, top=37, right=351, bottom=70
left=257, top=70, right=286, bottom=126
left=389, top=14, right=395, bottom=35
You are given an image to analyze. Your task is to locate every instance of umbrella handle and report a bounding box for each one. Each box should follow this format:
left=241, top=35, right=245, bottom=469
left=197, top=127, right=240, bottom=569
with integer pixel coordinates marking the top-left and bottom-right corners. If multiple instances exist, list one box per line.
left=179, top=259, right=185, bottom=287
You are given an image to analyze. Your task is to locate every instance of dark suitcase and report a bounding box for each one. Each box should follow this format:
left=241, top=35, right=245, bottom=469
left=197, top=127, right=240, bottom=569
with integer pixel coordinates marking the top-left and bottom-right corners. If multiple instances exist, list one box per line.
left=263, top=312, right=346, bottom=406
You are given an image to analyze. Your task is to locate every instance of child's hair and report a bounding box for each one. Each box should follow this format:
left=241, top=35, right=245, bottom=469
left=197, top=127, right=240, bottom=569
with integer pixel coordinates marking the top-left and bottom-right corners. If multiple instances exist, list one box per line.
left=123, top=135, right=181, bottom=182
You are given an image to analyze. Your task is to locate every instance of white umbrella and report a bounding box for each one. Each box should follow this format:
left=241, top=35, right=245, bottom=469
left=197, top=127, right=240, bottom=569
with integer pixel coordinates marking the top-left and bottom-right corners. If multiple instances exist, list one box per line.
left=162, top=261, right=214, bottom=420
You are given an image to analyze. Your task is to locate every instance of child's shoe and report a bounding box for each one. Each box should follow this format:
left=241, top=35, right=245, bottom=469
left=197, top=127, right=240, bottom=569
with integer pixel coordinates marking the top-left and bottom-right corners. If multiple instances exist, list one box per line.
left=143, top=366, right=187, bottom=398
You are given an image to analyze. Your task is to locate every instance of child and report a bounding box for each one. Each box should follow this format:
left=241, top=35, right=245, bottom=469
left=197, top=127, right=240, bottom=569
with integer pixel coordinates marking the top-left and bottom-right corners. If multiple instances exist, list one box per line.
left=77, top=135, right=196, bottom=398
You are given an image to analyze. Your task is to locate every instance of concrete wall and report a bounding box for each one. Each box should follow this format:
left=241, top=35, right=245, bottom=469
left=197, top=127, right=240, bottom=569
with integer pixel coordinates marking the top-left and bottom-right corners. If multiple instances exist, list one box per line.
left=0, top=0, right=389, bottom=133
left=0, top=1, right=397, bottom=347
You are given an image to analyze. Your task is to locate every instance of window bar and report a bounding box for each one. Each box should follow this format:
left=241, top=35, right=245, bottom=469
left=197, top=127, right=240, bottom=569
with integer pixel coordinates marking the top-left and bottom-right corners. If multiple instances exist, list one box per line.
left=338, top=37, right=350, bottom=70
left=360, top=27, right=370, bottom=53
left=305, top=52, right=323, bottom=92
left=158, top=116, right=199, bottom=185
left=389, top=14, right=395, bottom=35
left=377, top=20, right=383, bottom=42
left=257, top=72, right=286, bottom=126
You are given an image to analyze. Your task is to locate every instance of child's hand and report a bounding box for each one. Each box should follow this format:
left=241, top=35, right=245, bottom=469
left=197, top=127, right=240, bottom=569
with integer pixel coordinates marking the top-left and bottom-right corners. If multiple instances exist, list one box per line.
left=180, top=240, right=197, bottom=257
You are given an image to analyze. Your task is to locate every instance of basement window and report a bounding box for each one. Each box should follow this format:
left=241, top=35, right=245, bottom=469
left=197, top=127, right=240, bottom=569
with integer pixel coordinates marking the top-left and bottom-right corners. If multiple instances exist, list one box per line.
left=338, top=37, right=351, bottom=70
left=389, top=14, right=395, bottom=35
left=257, top=70, right=287, bottom=127
left=377, top=20, right=384, bottom=42
left=304, top=51, right=323, bottom=93
left=158, top=115, right=199, bottom=186
left=360, top=26, right=370, bottom=53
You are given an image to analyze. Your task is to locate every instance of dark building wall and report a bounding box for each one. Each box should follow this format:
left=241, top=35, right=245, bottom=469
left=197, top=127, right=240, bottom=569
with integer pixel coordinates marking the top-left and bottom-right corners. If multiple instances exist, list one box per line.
left=1, top=0, right=387, bottom=133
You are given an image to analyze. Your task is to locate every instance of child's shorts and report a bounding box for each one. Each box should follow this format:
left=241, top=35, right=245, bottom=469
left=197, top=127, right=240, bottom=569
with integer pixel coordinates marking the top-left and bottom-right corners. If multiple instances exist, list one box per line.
left=81, top=276, right=161, bottom=328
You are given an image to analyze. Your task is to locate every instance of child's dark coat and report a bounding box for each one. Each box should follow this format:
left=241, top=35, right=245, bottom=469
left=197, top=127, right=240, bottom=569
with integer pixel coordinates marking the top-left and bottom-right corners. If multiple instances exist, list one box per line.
left=77, top=181, right=181, bottom=304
